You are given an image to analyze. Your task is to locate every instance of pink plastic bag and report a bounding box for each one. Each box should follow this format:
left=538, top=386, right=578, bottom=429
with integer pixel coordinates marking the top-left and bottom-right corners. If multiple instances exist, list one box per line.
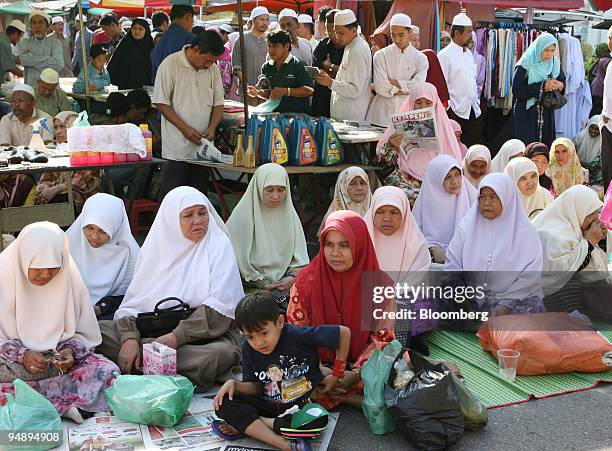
left=600, top=181, right=612, bottom=229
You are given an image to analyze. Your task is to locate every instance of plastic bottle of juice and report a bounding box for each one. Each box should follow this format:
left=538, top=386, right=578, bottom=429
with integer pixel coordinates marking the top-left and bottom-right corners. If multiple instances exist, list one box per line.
left=28, top=128, right=46, bottom=153
left=139, top=124, right=153, bottom=161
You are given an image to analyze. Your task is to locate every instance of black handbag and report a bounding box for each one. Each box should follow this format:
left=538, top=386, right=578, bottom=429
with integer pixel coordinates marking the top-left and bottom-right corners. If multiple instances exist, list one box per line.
left=541, top=90, right=567, bottom=110
left=136, top=297, right=196, bottom=338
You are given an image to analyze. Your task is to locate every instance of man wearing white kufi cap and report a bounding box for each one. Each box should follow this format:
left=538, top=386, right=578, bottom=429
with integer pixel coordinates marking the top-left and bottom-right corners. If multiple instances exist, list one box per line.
left=316, top=9, right=372, bottom=121
left=278, top=8, right=312, bottom=65
left=0, top=84, right=52, bottom=146
left=366, top=13, right=428, bottom=127
left=298, top=13, right=319, bottom=51
left=601, top=25, right=612, bottom=190
left=35, top=68, right=73, bottom=117
left=49, top=15, right=74, bottom=77
left=0, top=20, right=25, bottom=79
left=18, top=11, right=63, bottom=87
left=437, top=12, right=481, bottom=147
left=232, top=6, right=269, bottom=105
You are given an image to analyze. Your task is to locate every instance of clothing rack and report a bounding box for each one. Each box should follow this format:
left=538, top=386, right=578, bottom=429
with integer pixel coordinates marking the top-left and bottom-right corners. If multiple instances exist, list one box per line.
left=475, top=21, right=567, bottom=34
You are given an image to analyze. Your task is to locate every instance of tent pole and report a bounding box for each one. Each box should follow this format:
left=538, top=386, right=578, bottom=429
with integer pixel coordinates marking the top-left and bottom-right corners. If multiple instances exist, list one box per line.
left=78, top=0, right=90, bottom=113
left=199, top=5, right=203, bottom=19
left=237, top=0, right=249, bottom=123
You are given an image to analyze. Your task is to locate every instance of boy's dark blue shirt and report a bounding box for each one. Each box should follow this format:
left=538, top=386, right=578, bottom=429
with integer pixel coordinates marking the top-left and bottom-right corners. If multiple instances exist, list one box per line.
left=242, top=324, right=340, bottom=404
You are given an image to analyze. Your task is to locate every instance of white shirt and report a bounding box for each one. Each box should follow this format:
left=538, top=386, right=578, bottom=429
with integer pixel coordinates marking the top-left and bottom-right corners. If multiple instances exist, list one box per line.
left=330, top=35, right=372, bottom=122
left=153, top=46, right=225, bottom=161
left=603, top=60, right=612, bottom=133
left=309, top=36, right=319, bottom=52
left=366, top=43, right=429, bottom=127
left=438, top=41, right=480, bottom=119
left=292, top=37, right=313, bottom=66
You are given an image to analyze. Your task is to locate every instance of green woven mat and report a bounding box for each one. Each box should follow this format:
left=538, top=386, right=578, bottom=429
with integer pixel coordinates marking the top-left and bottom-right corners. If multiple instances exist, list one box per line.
left=428, top=323, right=612, bottom=408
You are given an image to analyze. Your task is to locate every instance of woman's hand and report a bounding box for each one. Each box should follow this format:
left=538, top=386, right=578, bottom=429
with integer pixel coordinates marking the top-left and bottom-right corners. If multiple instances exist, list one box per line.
left=544, top=80, right=556, bottom=92
left=430, top=246, right=446, bottom=264
left=317, top=374, right=340, bottom=394
left=584, top=220, right=606, bottom=246
left=246, top=85, right=260, bottom=98
left=388, top=132, right=403, bottom=151
left=52, top=348, right=75, bottom=373
left=266, top=276, right=295, bottom=295
left=326, top=370, right=359, bottom=398
left=155, top=333, right=179, bottom=350
left=24, top=350, right=49, bottom=375
left=118, top=339, right=141, bottom=374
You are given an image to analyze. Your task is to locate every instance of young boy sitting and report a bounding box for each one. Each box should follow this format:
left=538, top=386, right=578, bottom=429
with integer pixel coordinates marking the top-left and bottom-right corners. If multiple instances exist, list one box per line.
left=213, top=291, right=350, bottom=451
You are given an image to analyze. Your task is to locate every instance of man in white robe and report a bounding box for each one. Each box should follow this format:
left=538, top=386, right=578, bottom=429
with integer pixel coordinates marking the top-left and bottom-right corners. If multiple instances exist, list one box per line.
left=438, top=13, right=481, bottom=147
left=366, top=14, right=428, bottom=127
left=316, top=9, right=371, bottom=122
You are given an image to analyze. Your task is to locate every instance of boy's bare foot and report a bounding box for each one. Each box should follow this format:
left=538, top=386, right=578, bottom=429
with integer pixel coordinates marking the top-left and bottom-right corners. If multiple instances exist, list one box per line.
left=219, top=422, right=241, bottom=437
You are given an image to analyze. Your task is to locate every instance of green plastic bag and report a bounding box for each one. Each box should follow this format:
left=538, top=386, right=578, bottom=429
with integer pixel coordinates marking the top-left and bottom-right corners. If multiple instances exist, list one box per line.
left=451, top=373, right=488, bottom=431
left=361, top=339, right=403, bottom=435
left=105, top=375, right=194, bottom=427
left=0, top=379, right=63, bottom=451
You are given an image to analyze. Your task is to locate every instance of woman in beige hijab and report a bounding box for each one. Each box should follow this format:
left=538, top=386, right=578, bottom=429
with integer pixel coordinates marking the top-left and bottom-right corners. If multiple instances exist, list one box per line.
left=318, top=166, right=372, bottom=235
left=0, top=222, right=118, bottom=424
left=504, top=157, right=553, bottom=220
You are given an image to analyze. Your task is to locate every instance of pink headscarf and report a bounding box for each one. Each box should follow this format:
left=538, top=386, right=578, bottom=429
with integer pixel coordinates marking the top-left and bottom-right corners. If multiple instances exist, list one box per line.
left=413, top=155, right=477, bottom=249
left=449, top=119, right=468, bottom=159
left=377, top=82, right=462, bottom=181
left=364, top=186, right=431, bottom=278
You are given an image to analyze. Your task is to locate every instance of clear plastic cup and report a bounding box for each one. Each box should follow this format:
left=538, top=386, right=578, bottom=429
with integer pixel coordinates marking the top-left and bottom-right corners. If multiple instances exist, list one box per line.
left=497, top=349, right=520, bottom=382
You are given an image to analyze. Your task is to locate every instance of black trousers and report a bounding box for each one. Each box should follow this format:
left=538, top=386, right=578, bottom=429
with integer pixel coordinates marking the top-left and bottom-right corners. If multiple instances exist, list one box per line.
left=447, top=108, right=482, bottom=148
left=158, top=160, right=209, bottom=202
left=215, top=393, right=298, bottom=434
left=602, top=125, right=612, bottom=192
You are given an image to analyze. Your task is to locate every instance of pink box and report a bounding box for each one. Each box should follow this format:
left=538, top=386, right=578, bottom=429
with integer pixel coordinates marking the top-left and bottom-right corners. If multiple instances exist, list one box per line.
left=127, top=153, right=140, bottom=162
left=114, top=153, right=127, bottom=163
left=142, top=343, right=177, bottom=376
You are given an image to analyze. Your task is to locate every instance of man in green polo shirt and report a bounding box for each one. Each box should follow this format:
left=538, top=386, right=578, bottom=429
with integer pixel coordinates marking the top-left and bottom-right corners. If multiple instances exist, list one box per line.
left=246, top=30, right=313, bottom=114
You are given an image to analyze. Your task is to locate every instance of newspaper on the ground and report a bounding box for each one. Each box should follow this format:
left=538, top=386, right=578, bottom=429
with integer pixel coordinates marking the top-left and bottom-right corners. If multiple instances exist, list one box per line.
left=390, top=107, right=439, bottom=152
left=54, top=396, right=338, bottom=451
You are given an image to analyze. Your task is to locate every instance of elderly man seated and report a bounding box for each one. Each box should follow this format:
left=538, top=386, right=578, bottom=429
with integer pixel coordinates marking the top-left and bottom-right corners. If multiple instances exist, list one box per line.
left=0, top=84, right=52, bottom=146
left=34, top=68, right=73, bottom=116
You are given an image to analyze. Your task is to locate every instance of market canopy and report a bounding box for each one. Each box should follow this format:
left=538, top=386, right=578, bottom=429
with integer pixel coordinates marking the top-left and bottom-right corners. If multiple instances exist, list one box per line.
left=205, top=0, right=313, bottom=13
left=0, top=0, right=64, bottom=15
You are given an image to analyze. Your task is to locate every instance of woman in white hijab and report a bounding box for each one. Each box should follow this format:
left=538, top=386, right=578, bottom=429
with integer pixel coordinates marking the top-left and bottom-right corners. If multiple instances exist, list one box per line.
left=67, top=193, right=140, bottom=320
left=226, top=163, right=309, bottom=295
left=462, top=144, right=491, bottom=188
left=0, top=222, right=118, bottom=423
left=98, top=187, right=244, bottom=390
left=490, top=139, right=526, bottom=173
left=504, top=157, right=554, bottom=220
left=318, top=166, right=372, bottom=235
left=445, top=173, right=544, bottom=316
left=574, top=115, right=602, bottom=186
left=533, top=185, right=608, bottom=312
left=413, top=155, right=477, bottom=263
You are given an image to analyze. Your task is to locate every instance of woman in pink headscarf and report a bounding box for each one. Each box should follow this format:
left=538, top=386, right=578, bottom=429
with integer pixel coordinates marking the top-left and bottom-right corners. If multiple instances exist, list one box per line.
left=449, top=119, right=468, bottom=159
left=364, top=186, right=431, bottom=279
left=376, top=82, right=463, bottom=206
left=208, top=27, right=234, bottom=98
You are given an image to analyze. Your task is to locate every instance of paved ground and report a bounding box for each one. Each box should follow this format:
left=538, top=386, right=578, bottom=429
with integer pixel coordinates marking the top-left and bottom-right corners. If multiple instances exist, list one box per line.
left=329, top=383, right=612, bottom=450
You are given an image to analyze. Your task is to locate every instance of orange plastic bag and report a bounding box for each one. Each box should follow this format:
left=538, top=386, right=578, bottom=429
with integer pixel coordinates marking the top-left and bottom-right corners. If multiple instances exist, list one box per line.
left=477, top=313, right=612, bottom=376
